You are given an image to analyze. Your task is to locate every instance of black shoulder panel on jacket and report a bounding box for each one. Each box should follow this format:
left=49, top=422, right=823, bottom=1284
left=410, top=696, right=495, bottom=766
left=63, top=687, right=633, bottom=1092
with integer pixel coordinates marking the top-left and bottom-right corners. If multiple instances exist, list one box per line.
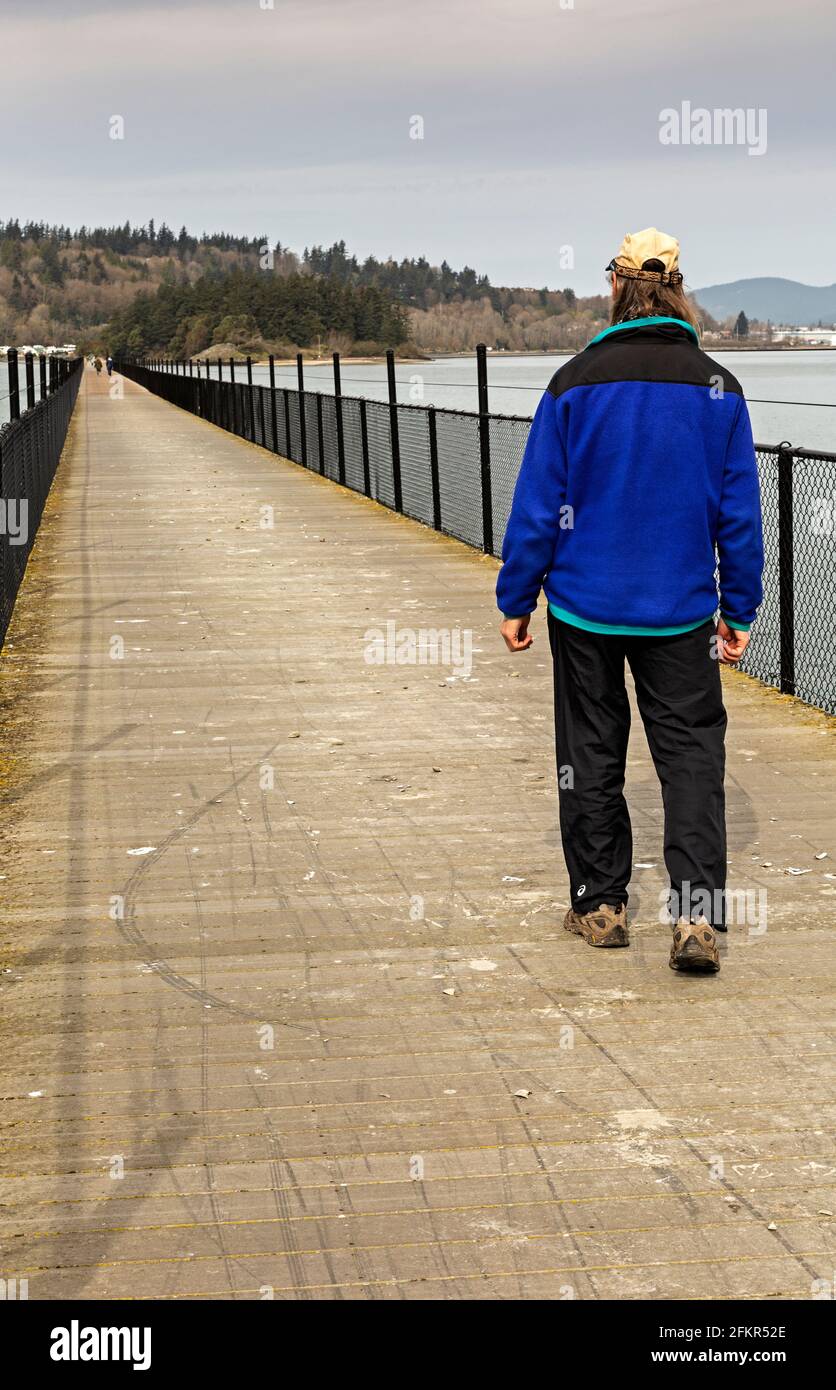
left=546, top=325, right=744, bottom=400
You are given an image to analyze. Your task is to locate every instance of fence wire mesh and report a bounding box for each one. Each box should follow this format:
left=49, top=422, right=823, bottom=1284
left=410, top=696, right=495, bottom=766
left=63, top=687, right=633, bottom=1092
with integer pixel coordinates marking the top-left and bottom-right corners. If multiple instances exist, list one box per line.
left=0, top=358, right=83, bottom=648
left=117, top=361, right=836, bottom=716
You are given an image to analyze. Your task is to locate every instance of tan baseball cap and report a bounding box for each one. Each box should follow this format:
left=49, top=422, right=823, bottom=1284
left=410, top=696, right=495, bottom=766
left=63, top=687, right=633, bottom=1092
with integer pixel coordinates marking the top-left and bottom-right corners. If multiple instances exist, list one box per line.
left=608, top=227, right=683, bottom=285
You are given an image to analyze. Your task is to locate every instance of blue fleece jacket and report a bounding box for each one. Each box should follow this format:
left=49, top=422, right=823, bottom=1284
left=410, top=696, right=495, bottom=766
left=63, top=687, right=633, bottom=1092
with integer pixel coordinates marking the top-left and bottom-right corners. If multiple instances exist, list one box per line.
left=496, top=319, right=764, bottom=633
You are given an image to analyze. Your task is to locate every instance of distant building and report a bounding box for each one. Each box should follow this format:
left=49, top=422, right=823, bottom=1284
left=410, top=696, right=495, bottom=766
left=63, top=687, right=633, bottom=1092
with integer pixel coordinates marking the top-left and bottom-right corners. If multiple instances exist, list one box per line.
left=772, top=327, right=836, bottom=346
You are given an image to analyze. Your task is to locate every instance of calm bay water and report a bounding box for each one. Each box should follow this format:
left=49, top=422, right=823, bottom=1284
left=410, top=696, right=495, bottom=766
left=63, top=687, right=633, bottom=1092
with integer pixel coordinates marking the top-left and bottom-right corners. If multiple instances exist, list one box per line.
left=0, top=363, right=50, bottom=428
left=252, top=349, right=836, bottom=454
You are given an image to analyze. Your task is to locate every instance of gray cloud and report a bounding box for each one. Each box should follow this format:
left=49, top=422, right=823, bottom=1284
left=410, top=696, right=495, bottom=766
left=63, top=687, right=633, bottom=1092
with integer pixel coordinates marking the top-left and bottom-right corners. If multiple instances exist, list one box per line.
left=2, top=0, right=834, bottom=290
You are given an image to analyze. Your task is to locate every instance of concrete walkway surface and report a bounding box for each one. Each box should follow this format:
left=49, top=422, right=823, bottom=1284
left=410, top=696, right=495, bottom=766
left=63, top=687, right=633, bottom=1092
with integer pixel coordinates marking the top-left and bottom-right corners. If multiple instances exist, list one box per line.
left=0, top=366, right=834, bottom=1300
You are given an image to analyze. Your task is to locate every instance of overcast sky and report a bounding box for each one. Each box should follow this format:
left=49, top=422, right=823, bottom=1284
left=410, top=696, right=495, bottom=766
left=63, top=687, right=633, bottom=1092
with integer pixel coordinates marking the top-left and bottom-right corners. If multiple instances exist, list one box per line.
left=2, top=0, right=834, bottom=293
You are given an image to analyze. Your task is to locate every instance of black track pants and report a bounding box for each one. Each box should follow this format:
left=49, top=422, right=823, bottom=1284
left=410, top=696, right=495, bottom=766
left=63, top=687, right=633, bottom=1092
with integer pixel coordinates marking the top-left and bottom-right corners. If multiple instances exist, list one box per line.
left=548, top=614, right=727, bottom=927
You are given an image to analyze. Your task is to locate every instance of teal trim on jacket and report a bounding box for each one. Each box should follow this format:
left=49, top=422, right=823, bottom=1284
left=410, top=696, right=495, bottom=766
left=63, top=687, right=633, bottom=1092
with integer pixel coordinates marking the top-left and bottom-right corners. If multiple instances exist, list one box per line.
left=502, top=606, right=752, bottom=636
left=586, top=316, right=700, bottom=347
left=547, top=603, right=713, bottom=637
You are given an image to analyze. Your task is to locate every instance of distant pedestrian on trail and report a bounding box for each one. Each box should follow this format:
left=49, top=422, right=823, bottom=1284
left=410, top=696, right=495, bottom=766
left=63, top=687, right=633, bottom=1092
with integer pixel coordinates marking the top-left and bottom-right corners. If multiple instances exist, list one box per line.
left=106, top=355, right=113, bottom=376
left=497, top=227, right=763, bottom=975
left=93, top=357, right=103, bottom=375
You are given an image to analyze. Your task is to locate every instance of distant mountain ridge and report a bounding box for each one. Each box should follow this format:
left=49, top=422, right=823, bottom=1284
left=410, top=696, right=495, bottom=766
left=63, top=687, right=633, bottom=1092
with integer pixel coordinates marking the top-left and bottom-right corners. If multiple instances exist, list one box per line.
left=693, top=277, right=836, bottom=326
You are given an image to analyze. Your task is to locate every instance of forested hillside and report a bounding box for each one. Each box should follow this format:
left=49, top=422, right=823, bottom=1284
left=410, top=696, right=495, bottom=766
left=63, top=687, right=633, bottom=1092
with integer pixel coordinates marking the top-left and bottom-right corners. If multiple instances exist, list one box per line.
left=107, top=270, right=408, bottom=358
left=0, top=218, right=270, bottom=348
left=1, top=218, right=690, bottom=357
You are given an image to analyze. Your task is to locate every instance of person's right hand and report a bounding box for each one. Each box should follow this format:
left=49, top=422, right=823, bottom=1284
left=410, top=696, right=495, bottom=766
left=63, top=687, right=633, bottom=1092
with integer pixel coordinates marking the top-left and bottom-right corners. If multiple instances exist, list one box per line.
left=500, top=615, right=533, bottom=652
left=716, top=616, right=750, bottom=664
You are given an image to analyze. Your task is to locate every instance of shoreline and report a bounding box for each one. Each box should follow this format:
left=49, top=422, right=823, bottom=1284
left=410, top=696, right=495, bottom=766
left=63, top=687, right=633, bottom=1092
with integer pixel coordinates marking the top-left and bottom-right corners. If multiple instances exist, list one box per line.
left=243, top=343, right=836, bottom=368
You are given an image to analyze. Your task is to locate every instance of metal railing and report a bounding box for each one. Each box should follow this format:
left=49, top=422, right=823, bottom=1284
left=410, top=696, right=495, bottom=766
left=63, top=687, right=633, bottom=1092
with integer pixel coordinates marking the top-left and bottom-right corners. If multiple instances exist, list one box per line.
left=0, top=351, right=83, bottom=647
left=116, top=350, right=836, bottom=717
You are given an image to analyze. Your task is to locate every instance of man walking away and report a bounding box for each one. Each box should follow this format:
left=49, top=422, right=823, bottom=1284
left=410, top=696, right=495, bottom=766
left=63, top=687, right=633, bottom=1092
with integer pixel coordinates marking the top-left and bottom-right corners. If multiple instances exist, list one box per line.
left=497, top=228, right=764, bottom=974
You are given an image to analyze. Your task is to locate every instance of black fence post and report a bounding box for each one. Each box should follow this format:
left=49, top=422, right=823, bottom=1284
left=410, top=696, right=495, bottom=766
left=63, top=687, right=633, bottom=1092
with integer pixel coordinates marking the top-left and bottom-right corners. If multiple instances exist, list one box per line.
left=7, top=348, right=20, bottom=421
left=24, top=352, right=36, bottom=411
left=229, top=358, right=237, bottom=435
left=333, top=351, right=346, bottom=484
left=246, top=356, right=254, bottom=441
left=39, top=353, right=48, bottom=401
left=316, top=391, right=325, bottom=475
left=297, top=354, right=308, bottom=467
left=283, top=388, right=292, bottom=459
left=359, top=397, right=371, bottom=497
left=268, top=355, right=279, bottom=454
left=386, top=349, right=403, bottom=512
left=476, top=342, right=494, bottom=554
left=428, top=406, right=442, bottom=531
left=777, top=441, right=795, bottom=697
left=258, top=378, right=266, bottom=447
left=217, top=357, right=223, bottom=381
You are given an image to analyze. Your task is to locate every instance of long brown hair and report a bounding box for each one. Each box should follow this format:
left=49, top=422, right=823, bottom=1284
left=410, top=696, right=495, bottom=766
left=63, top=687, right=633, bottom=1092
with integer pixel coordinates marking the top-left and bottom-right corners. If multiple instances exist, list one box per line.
left=610, top=261, right=701, bottom=335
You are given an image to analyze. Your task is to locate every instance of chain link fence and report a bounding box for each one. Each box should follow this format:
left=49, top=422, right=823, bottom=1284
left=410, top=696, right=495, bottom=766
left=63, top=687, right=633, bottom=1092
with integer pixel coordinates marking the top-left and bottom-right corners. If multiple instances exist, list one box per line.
left=117, top=358, right=836, bottom=716
left=0, top=356, right=83, bottom=648
left=742, top=444, right=836, bottom=713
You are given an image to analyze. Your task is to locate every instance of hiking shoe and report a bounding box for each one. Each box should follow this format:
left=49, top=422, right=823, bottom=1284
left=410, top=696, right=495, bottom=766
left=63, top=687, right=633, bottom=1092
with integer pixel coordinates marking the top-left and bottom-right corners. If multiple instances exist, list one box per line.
left=669, top=918, right=720, bottom=973
left=563, top=903, right=629, bottom=948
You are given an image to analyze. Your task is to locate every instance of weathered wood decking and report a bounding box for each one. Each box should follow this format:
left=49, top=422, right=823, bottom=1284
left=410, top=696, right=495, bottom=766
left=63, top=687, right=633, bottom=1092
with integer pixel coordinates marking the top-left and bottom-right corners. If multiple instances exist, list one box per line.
left=0, top=366, right=833, bottom=1300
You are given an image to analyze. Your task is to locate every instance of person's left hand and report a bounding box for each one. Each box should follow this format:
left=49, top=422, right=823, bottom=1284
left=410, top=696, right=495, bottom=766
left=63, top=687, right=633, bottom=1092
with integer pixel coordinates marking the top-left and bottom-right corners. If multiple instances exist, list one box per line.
left=716, top=617, right=750, bottom=664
